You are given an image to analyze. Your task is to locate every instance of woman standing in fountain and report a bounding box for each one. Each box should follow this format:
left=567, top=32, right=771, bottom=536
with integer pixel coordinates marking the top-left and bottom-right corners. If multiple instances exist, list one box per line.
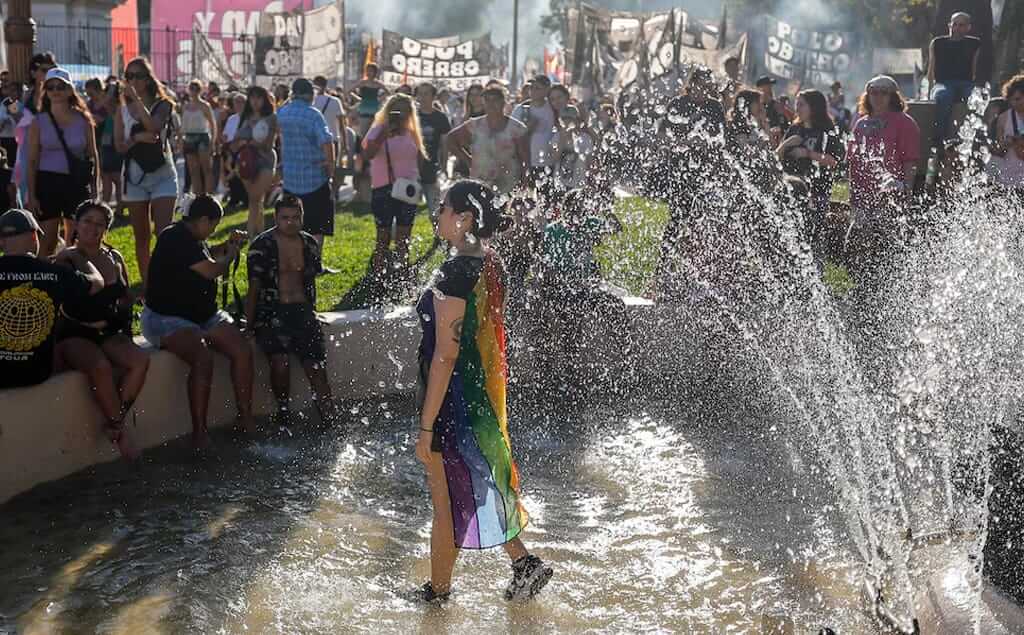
left=413, top=179, right=553, bottom=604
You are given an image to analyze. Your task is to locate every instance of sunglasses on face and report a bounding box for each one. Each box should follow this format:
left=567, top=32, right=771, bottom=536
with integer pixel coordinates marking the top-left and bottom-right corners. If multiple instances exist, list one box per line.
left=868, top=88, right=892, bottom=96
left=124, top=72, right=149, bottom=81
left=44, top=83, right=68, bottom=92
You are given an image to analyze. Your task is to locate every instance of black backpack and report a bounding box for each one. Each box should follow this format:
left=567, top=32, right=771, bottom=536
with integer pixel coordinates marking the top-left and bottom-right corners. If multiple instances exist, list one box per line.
left=125, top=99, right=171, bottom=181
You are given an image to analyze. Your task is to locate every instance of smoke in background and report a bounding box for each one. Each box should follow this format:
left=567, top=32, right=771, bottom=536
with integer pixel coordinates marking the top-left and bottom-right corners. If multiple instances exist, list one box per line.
left=338, top=0, right=722, bottom=77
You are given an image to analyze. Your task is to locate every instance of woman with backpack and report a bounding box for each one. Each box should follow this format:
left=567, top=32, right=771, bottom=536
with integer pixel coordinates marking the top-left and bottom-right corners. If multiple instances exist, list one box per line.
left=24, top=67, right=99, bottom=258
left=231, top=86, right=278, bottom=239
left=114, top=56, right=178, bottom=286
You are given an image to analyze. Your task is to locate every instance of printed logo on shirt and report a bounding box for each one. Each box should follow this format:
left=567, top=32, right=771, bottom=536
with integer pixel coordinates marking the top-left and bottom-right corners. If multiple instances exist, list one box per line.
left=0, top=284, right=56, bottom=351
left=856, top=117, right=889, bottom=136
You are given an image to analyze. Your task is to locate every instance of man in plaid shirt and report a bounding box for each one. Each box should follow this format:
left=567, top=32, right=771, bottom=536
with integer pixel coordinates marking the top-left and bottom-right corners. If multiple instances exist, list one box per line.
left=277, top=78, right=336, bottom=272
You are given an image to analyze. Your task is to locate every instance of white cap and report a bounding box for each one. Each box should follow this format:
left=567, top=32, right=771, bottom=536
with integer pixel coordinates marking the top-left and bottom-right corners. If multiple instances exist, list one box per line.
left=865, top=75, right=899, bottom=93
left=44, top=67, right=73, bottom=86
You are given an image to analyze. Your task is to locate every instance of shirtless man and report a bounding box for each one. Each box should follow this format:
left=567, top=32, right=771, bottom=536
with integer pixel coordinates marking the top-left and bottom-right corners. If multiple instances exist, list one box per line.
left=245, top=195, right=337, bottom=429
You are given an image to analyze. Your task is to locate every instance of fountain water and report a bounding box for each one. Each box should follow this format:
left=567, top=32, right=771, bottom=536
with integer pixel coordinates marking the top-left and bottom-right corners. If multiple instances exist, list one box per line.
left=621, top=85, right=1024, bottom=632
left=1, top=85, right=1023, bottom=632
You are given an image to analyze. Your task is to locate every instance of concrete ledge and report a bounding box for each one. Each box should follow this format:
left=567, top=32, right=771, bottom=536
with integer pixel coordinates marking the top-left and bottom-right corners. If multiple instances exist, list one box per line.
left=0, top=297, right=658, bottom=504
left=0, top=307, right=421, bottom=504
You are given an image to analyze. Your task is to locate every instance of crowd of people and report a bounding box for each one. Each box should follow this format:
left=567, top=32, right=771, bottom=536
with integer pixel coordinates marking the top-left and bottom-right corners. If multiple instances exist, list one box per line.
left=1, top=7, right=1022, bottom=604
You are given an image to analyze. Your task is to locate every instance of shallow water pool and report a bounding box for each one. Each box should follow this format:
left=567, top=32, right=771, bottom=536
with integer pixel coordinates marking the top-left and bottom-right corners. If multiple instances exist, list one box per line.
left=0, top=399, right=1019, bottom=633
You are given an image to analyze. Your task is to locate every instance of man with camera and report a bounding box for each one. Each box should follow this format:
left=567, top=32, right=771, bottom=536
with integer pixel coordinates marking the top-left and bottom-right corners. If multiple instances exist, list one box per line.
left=140, top=195, right=255, bottom=448
left=277, top=78, right=337, bottom=274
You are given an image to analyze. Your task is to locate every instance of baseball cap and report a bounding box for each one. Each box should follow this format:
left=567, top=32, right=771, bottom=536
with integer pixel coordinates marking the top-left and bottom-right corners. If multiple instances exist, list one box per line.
left=291, top=78, right=315, bottom=96
left=865, top=75, right=899, bottom=93
left=755, top=75, right=777, bottom=87
left=0, top=209, right=44, bottom=237
left=44, top=67, right=73, bottom=86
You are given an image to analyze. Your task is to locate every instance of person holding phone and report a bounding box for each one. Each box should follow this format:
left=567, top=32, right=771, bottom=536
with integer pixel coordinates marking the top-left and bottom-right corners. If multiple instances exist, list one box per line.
left=140, top=195, right=254, bottom=448
left=114, top=56, right=178, bottom=286
left=362, top=93, right=426, bottom=279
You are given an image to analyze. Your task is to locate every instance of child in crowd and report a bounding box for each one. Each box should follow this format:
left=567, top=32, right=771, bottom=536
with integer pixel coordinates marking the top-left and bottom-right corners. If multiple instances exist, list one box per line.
left=535, top=188, right=629, bottom=383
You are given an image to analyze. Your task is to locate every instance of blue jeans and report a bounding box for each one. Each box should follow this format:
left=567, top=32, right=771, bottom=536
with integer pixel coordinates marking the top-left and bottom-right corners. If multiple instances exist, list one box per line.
left=931, top=80, right=974, bottom=144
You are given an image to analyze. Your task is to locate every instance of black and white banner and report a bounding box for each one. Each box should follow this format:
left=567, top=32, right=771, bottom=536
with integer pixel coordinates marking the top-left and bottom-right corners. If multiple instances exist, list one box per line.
left=253, top=1, right=345, bottom=88
left=761, top=16, right=855, bottom=86
left=253, top=12, right=304, bottom=85
left=380, top=30, right=499, bottom=90
left=564, top=4, right=725, bottom=94
left=302, top=2, right=345, bottom=83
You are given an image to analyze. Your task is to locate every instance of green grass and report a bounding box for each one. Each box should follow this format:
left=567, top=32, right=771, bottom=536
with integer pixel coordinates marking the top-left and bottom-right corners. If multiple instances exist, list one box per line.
left=105, top=194, right=851, bottom=324
left=106, top=201, right=439, bottom=317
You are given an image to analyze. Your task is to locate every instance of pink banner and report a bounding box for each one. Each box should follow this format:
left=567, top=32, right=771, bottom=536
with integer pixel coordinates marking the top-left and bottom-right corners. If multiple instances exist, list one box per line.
left=150, top=0, right=305, bottom=33
left=149, top=0, right=306, bottom=84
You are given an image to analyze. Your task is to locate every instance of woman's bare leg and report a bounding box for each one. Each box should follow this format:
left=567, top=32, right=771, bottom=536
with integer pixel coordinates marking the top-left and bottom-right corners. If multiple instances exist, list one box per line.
left=126, top=202, right=153, bottom=284
left=102, top=334, right=150, bottom=407
left=426, top=451, right=459, bottom=593
left=38, top=218, right=60, bottom=258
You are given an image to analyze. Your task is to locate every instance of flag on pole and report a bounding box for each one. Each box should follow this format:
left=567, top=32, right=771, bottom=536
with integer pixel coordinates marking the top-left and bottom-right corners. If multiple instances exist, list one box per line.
left=364, top=36, right=376, bottom=78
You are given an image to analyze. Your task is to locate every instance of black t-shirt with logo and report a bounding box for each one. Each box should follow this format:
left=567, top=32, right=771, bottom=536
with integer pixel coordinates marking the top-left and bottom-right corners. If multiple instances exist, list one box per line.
left=145, top=222, right=218, bottom=325
left=0, top=255, right=91, bottom=388
left=932, top=36, right=981, bottom=83
left=781, top=124, right=845, bottom=178
left=418, top=109, right=452, bottom=185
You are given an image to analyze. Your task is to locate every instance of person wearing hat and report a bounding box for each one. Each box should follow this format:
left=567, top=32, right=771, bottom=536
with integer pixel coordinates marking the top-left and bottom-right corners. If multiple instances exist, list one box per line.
left=24, top=66, right=99, bottom=258
left=0, top=208, right=104, bottom=390
left=846, top=75, right=921, bottom=279
left=755, top=75, right=793, bottom=145
left=276, top=77, right=337, bottom=272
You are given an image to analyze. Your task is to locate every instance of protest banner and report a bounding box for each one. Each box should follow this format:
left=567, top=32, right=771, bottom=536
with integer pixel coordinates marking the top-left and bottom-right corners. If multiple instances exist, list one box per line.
left=302, top=1, right=346, bottom=84
left=253, top=11, right=304, bottom=86
left=380, top=30, right=498, bottom=90
left=563, top=3, right=723, bottom=94
left=761, top=16, right=857, bottom=86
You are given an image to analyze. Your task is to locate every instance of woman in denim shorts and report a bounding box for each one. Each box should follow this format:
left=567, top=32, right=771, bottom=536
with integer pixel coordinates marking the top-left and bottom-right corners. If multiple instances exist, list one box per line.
left=114, top=56, right=178, bottom=286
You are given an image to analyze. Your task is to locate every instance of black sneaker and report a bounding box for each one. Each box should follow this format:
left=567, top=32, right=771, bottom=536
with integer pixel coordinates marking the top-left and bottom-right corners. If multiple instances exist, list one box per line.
left=504, top=554, right=552, bottom=601
left=412, top=581, right=450, bottom=605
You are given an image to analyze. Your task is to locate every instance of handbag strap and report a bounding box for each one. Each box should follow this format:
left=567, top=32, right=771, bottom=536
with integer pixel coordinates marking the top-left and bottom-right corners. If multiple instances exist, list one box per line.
left=48, top=112, right=81, bottom=172
left=383, top=132, right=395, bottom=185
left=1013, top=110, right=1021, bottom=137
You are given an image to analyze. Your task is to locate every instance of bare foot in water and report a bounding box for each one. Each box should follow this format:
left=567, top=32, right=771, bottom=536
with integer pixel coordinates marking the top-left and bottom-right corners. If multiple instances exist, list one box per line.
left=115, top=429, right=141, bottom=461
left=234, top=412, right=257, bottom=437
left=105, top=422, right=140, bottom=461
left=192, top=425, right=211, bottom=450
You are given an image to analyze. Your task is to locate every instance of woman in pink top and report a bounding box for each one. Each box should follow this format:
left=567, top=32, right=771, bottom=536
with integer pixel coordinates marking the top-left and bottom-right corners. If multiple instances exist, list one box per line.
left=846, top=75, right=920, bottom=277
left=362, top=93, right=426, bottom=276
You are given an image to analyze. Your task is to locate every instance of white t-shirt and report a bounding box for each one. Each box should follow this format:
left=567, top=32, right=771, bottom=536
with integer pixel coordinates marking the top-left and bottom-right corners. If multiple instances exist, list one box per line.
left=222, top=113, right=241, bottom=143
left=313, top=94, right=345, bottom=141
left=512, top=101, right=557, bottom=168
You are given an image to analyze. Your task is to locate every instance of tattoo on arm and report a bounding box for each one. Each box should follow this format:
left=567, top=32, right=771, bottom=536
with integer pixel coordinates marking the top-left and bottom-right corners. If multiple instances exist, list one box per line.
left=451, top=318, right=463, bottom=344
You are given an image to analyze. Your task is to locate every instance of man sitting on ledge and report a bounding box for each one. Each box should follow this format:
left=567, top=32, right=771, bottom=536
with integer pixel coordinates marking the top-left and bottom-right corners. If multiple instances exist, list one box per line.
left=140, top=195, right=254, bottom=448
left=246, top=195, right=337, bottom=430
left=0, top=209, right=104, bottom=391
left=928, top=12, right=982, bottom=147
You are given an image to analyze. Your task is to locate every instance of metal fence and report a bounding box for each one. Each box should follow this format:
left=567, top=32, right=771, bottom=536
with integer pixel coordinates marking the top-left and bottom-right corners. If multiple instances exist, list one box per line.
left=36, top=24, right=254, bottom=89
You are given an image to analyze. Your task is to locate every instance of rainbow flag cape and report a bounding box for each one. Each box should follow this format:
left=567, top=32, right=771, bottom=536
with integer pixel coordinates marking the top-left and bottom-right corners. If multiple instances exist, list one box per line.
left=434, top=255, right=529, bottom=549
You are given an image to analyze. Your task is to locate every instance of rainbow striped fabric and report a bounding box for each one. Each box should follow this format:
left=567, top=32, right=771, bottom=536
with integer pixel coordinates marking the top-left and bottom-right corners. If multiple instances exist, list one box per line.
left=429, top=254, right=529, bottom=549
